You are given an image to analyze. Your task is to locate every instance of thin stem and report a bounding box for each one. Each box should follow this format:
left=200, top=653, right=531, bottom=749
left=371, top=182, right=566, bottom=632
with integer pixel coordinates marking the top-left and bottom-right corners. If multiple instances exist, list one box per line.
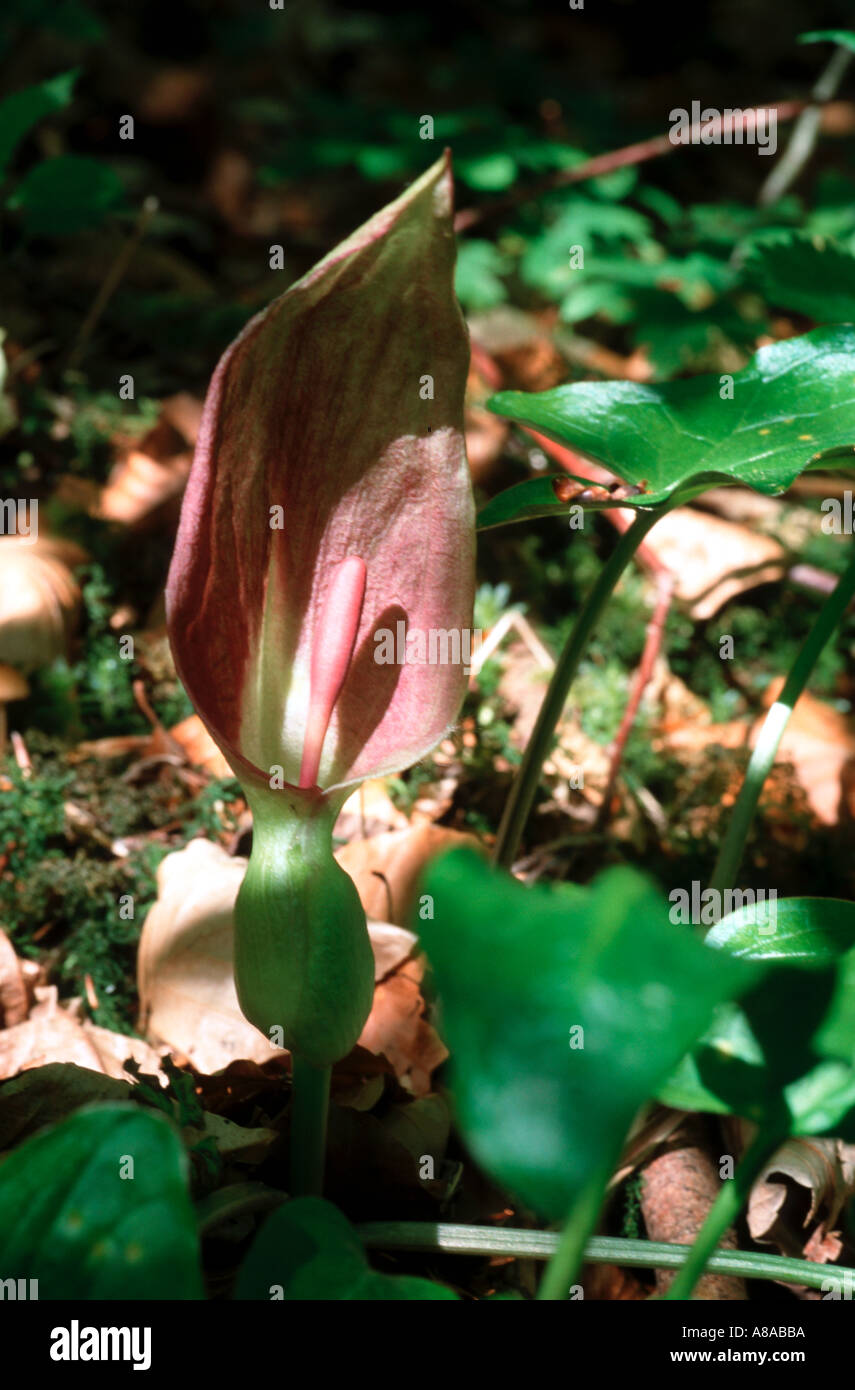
left=493, top=507, right=663, bottom=870
left=709, top=539, right=855, bottom=895
left=759, top=44, right=853, bottom=206
left=289, top=1055, right=331, bottom=1197
left=537, top=1172, right=607, bottom=1300
left=357, top=1221, right=855, bottom=1294
left=664, top=1128, right=783, bottom=1300
left=66, top=195, right=159, bottom=371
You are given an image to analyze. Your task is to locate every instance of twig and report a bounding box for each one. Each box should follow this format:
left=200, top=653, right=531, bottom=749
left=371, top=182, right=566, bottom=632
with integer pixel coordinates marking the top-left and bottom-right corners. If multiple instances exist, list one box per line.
left=595, top=567, right=674, bottom=830
left=455, top=102, right=807, bottom=232
left=66, top=195, right=159, bottom=371
left=759, top=44, right=854, bottom=206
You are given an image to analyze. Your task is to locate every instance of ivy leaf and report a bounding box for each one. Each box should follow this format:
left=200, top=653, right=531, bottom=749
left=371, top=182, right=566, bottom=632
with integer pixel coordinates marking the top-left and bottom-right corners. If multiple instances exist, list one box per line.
left=417, top=850, right=756, bottom=1222
left=480, top=327, right=855, bottom=528
left=0, top=69, right=79, bottom=174
left=0, top=1104, right=203, bottom=1298
left=660, top=898, right=855, bottom=1138
left=8, top=154, right=124, bottom=235
left=236, top=1197, right=457, bottom=1300
left=746, top=232, right=855, bottom=323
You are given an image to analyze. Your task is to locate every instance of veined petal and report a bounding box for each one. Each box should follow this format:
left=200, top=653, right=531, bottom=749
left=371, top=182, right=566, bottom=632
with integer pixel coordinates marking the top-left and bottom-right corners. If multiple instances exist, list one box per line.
left=166, top=153, right=474, bottom=791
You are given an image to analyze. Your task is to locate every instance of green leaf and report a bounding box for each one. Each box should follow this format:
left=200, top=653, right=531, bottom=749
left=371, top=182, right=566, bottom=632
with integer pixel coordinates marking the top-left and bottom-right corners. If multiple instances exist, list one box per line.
left=746, top=232, right=855, bottom=323
left=800, top=30, right=855, bottom=54
left=0, top=1104, right=203, bottom=1298
left=8, top=154, right=124, bottom=235
left=455, top=239, right=510, bottom=311
left=660, top=898, right=855, bottom=1136
left=0, top=69, right=78, bottom=174
left=235, top=1197, right=457, bottom=1300
left=417, top=850, right=756, bottom=1221
left=706, top=896, right=855, bottom=963
left=481, top=327, right=855, bottom=527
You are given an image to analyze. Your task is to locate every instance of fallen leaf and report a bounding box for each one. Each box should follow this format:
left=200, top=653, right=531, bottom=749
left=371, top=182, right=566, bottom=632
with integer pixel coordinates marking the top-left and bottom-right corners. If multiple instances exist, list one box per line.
left=0, top=928, right=28, bottom=1027
left=137, top=839, right=439, bottom=1087
left=335, top=824, right=480, bottom=926
left=0, top=535, right=85, bottom=670
left=359, top=960, right=448, bottom=1097
left=0, top=986, right=167, bottom=1083
left=98, top=449, right=191, bottom=526
left=641, top=507, right=786, bottom=619
left=748, top=1138, right=855, bottom=1258
left=137, top=838, right=281, bottom=1072
left=169, top=714, right=232, bottom=778
left=0, top=1062, right=132, bottom=1149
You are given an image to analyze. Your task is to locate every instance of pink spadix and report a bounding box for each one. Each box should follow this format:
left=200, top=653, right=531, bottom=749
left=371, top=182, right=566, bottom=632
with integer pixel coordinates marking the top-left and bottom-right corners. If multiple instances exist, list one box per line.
left=299, top=556, right=366, bottom=789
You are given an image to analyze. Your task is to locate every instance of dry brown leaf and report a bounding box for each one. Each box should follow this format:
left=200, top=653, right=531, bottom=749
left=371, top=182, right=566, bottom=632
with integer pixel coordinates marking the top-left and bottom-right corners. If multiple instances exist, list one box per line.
left=98, top=449, right=191, bottom=526
left=160, top=392, right=204, bottom=447
left=766, top=681, right=855, bottom=826
left=359, top=960, right=448, bottom=1097
left=0, top=985, right=167, bottom=1083
left=334, top=823, right=480, bottom=926
left=137, top=839, right=433, bottom=1082
left=641, top=507, right=786, bottom=619
left=663, top=684, right=855, bottom=826
left=748, top=1138, right=855, bottom=1257
left=0, top=927, right=28, bottom=1027
left=0, top=535, right=85, bottom=670
left=137, top=838, right=280, bottom=1072
left=168, top=714, right=232, bottom=778
left=333, top=778, right=408, bottom=841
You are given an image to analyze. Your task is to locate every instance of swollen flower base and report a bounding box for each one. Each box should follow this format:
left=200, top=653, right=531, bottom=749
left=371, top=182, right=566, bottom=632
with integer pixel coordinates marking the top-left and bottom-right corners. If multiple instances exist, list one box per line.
left=234, top=781, right=373, bottom=1068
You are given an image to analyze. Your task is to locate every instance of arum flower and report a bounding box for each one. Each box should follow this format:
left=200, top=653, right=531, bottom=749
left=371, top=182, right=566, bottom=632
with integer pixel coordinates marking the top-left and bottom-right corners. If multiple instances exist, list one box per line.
left=166, top=154, right=474, bottom=1067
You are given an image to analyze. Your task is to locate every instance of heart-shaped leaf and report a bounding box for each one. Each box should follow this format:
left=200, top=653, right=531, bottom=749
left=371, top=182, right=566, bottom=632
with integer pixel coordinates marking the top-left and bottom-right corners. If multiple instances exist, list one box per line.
left=417, top=849, right=756, bottom=1222
left=235, top=1197, right=456, bottom=1300
left=0, top=1104, right=203, bottom=1298
left=660, top=898, right=855, bottom=1137
left=479, top=327, right=855, bottom=528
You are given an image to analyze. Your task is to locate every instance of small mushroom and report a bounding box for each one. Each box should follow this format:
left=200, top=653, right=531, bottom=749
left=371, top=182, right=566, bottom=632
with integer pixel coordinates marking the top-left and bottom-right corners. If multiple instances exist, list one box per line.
left=0, top=664, right=29, bottom=753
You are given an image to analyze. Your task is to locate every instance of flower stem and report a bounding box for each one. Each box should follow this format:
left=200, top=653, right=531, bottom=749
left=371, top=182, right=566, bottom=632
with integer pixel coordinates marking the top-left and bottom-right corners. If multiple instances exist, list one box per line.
left=492, top=507, right=663, bottom=870
left=289, top=1055, right=331, bottom=1196
left=357, top=1220, right=855, bottom=1294
left=709, top=539, right=855, bottom=895
left=536, top=1172, right=608, bottom=1300
left=663, top=1128, right=783, bottom=1300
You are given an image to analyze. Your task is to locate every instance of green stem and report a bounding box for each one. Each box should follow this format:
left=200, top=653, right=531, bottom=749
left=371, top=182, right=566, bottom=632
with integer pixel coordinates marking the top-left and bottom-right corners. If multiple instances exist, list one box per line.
left=664, top=1128, right=783, bottom=1300
left=537, top=1171, right=608, bottom=1300
left=709, top=539, right=855, bottom=895
left=289, top=1055, right=331, bottom=1196
left=493, top=507, right=663, bottom=870
left=357, top=1221, right=855, bottom=1294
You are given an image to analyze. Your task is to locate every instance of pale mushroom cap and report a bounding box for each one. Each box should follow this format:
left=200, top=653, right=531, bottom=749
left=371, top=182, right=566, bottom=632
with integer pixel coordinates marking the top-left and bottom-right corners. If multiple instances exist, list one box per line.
left=0, top=663, right=30, bottom=701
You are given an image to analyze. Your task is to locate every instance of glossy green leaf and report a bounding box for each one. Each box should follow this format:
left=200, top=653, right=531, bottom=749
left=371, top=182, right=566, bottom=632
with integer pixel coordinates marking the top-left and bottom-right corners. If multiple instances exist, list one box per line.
left=417, top=849, right=756, bottom=1221
left=481, top=327, right=855, bottom=527
left=0, top=69, right=79, bottom=174
left=706, top=896, right=855, bottom=963
left=235, top=1197, right=457, bottom=1300
left=0, top=1104, right=203, bottom=1298
left=660, top=897, right=855, bottom=1136
left=8, top=154, right=124, bottom=235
